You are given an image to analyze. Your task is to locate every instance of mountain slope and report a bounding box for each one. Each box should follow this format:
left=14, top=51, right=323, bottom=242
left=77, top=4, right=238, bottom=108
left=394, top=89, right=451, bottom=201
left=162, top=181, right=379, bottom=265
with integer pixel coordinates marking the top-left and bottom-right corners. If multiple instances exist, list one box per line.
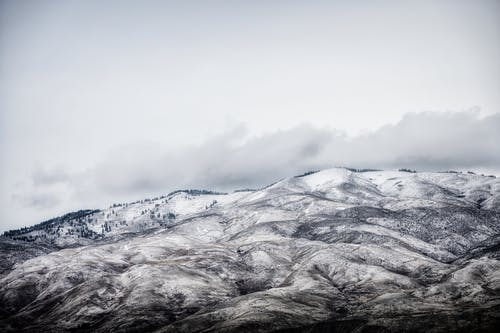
left=1, top=168, right=500, bottom=332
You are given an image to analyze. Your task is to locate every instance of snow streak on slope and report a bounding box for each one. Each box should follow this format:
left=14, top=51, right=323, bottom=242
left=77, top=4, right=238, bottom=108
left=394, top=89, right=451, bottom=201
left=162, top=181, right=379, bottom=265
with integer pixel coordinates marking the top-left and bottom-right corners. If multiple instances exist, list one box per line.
left=1, top=168, right=500, bottom=332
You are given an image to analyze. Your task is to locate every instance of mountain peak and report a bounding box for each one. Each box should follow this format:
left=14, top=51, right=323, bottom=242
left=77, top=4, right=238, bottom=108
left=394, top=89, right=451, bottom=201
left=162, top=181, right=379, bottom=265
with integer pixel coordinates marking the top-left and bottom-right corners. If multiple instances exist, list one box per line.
left=1, top=168, right=500, bottom=332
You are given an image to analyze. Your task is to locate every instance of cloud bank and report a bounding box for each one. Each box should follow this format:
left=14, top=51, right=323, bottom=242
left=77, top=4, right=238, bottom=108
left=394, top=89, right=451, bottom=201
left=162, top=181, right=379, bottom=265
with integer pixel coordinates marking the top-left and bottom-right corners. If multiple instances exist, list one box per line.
left=91, top=111, right=499, bottom=193
left=4, top=110, right=500, bottom=231
left=36, top=111, right=500, bottom=192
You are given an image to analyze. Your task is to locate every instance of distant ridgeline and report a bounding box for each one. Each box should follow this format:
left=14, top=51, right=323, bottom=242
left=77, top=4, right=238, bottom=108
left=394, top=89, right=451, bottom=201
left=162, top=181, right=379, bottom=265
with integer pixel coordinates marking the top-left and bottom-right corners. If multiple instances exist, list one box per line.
left=295, top=168, right=384, bottom=177
left=294, top=170, right=320, bottom=178
left=3, top=189, right=229, bottom=242
left=3, top=171, right=496, bottom=243
left=3, top=209, right=101, bottom=242
left=167, top=189, right=227, bottom=196
left=337, top=167, right=495, bottom=177
left=110, top=189, right=228, bottom=208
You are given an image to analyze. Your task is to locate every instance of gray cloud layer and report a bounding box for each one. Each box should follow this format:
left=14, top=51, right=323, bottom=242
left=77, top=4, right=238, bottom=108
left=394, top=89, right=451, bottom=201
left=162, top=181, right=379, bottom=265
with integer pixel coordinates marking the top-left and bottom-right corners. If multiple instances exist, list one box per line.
left=37, top=110, right=500, bottom=196
left=4, top=110, right=499, bottom=232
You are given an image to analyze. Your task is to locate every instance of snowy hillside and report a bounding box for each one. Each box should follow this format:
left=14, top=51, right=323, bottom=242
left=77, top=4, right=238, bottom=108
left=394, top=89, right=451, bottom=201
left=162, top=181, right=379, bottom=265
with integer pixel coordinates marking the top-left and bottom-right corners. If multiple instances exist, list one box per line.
left=1, top=168, right=500, bottom=332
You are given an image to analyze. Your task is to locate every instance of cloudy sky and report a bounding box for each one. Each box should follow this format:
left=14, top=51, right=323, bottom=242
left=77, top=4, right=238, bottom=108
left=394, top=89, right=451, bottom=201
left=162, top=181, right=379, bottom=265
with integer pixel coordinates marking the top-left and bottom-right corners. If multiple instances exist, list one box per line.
left=1, top=0, right=499, bottom=231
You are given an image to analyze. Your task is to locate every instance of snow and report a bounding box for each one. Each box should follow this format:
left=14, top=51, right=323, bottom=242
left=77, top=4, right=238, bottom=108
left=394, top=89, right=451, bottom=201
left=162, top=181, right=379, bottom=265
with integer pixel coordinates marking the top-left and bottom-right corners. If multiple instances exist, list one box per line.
left=2, top=168, right=500, bottom=332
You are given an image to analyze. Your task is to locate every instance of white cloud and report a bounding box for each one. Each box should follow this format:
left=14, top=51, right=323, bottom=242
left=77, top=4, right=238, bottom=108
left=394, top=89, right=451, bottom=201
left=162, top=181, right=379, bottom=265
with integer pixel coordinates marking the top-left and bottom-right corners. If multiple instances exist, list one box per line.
left=13, top=111, right=498, bottom=211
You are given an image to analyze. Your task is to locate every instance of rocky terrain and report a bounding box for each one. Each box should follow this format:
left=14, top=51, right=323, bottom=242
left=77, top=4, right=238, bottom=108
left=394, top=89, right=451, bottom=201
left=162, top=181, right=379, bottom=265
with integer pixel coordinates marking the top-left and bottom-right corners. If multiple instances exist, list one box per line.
left=1, top=168, right=500, bottom=332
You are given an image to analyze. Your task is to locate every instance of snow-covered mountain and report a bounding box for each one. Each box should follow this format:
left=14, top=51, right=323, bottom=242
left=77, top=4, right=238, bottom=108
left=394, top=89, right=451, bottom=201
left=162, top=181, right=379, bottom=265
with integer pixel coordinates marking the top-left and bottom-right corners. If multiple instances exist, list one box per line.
left=1, top=168, right=500, bottom=332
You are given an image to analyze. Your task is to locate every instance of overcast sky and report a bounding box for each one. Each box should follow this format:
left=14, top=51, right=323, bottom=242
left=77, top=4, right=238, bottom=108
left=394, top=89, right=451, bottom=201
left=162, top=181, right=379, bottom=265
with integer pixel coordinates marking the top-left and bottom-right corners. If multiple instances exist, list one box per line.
left=1, top=0, right=499, bottom=231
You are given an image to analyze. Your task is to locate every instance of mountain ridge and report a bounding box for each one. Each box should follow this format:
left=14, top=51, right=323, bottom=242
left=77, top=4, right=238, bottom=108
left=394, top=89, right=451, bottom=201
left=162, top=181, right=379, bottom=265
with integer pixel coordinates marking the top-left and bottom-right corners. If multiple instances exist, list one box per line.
left=1, top=167, right=500, bottom=332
